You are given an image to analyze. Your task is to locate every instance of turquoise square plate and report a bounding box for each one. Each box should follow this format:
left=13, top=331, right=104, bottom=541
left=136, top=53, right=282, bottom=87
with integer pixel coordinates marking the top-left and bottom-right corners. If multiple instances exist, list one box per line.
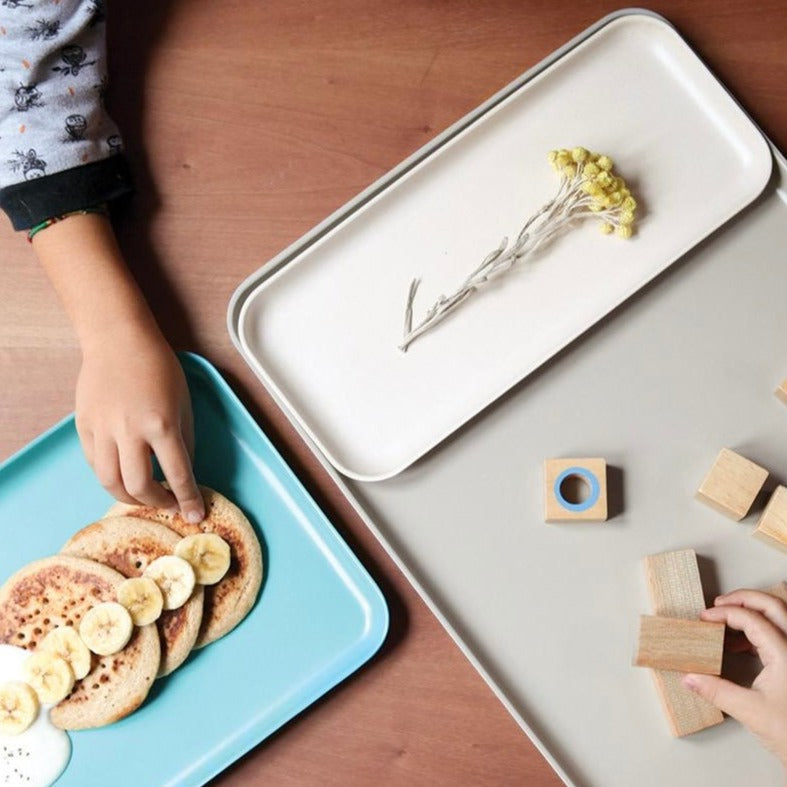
left=0, top=353, right=388, bottom=785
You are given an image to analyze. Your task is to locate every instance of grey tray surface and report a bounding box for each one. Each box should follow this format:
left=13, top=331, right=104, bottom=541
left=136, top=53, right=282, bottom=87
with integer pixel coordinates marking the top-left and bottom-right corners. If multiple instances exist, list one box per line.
left=229, top=11, right=787, bottom=786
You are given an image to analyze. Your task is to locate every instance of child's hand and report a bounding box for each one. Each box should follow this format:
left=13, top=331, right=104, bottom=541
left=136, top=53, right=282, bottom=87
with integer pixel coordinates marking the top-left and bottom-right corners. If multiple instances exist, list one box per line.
left=75, top=322, right=205, bottom=524
left=682, top=589, right=787, bottom=770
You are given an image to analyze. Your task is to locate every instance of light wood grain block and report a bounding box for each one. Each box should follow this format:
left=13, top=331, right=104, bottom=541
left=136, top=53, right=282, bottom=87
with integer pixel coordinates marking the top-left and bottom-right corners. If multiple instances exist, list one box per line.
left=766, top=581, right=787, bottom=604
left=543, top=458, right=607, bottom=522
left=642, top=549, right=724, bottom=736
left=643, top=549, right=707, bottom=620
left=696, top=448, right=768, bottom=521
left=776, top=379, right=787, bottom=405
left=635, top=616, right=724, bottom=675
left=753, top=485, right=787, bottom=553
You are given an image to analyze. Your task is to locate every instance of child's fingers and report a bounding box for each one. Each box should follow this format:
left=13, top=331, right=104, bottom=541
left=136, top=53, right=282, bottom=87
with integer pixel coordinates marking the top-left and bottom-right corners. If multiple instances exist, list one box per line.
left=92, top=439, right=138, bottom=505
left=180, top=404, right=195, bottom=460
left=74, top=417, right=94, bottom=465
left=700, top=605, right=787, bottom=666
left=682, top=674, right=760, bottom=726
left=118, top=439, right=176, bottom=510
left=725, top=630, right=757, bottom=655
left=713, top=589, right=787, bottom=637
left=153, top=432, right=204, bottom=524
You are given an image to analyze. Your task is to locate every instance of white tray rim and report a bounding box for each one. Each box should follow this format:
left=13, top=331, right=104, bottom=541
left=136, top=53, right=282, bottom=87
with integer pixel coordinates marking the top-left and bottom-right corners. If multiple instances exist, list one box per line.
left=229, top=7, right=773, bottom=484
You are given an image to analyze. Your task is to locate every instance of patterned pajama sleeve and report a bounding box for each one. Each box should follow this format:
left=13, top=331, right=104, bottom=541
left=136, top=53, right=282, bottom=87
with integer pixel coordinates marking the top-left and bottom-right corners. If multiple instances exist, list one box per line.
left=0, top=0, right=132, bottom=230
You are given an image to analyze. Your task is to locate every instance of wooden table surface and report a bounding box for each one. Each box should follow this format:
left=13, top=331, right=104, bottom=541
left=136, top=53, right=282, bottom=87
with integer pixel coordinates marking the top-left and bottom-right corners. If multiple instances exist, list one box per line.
left=1, top=2, right=785, bottom=785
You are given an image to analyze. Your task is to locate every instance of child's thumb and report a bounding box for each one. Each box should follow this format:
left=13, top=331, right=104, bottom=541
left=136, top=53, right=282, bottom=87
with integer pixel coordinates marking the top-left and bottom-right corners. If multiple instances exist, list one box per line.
left=682, top=674, right=758, bottom=725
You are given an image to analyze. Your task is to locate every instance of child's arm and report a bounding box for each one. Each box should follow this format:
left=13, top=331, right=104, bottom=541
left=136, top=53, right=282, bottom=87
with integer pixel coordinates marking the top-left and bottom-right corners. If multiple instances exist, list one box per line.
left=682, top=590, right=787, bottom=774
left=32, top=211, right=205, bottom=523
left=0, top=1, right=203, bottom=521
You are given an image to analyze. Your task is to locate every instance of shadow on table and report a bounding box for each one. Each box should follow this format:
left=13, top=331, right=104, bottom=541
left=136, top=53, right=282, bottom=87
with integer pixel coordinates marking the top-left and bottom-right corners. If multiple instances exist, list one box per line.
left=107, top=0, right=198, bottom=350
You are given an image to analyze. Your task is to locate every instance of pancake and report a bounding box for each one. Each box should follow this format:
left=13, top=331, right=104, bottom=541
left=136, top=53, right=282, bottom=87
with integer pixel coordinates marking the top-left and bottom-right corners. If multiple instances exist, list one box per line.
left=0, top=555, right=160, bottom=730
left=61, top=517, right=204, bottom=677
left=106, top=486, right=262, bottom=647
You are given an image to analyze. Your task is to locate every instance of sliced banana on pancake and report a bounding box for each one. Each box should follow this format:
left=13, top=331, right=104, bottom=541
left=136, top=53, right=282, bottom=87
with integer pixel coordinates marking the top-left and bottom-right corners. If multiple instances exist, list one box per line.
left=0, top=681, right=39, bottom=735
left=22, top=652, right=75, bottom=704
left=117, top=577, right=164, bottom=626
left=79, top=602, right=133, bottom=656
left=174, top=533, right=231, bottom=585
left=105, top=486, right=263, bottom=647
left=144, top=556, right=195, bottom=610
left=40, top=626, right=92, bottom=681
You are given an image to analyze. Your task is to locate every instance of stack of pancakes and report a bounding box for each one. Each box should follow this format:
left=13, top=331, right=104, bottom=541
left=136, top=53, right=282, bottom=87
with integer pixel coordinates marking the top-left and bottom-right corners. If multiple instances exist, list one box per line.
left=0, top=487, right=262, bottom=729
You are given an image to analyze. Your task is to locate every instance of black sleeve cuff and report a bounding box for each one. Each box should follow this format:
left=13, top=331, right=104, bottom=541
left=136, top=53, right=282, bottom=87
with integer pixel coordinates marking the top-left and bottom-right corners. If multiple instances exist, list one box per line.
left=0, top=156, right=134, bottom=231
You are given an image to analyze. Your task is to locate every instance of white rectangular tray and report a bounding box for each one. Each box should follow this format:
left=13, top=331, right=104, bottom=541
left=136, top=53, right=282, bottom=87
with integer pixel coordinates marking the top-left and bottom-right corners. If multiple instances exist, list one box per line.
left=231, top=12, right=772, bottom=481
left=230, top=11, right=787, bottom=786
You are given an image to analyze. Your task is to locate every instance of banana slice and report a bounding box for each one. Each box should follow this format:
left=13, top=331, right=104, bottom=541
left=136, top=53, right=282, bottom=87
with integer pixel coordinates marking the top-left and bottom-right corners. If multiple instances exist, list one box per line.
left=174, top=533, right=231, bottom=585
left=144, top=555, right=196, bottom=610
left=117, top=576, right=164, bottom=626
left=79, top=602, right=134, bottom=656
left=22, top=652, right=75, bottom=705
left=39, top=625, right=92, bottom=681
left=0, top=681, right=39, bottom=735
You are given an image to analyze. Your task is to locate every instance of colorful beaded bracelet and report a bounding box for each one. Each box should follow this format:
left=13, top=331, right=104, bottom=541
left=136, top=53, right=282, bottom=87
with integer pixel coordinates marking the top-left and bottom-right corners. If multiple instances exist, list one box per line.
left=27, top=205, right=109, bottom=243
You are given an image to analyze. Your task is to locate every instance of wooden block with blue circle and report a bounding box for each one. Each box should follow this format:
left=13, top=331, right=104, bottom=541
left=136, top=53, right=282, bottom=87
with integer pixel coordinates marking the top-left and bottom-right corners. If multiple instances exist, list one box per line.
left=544, top=458, right=607, bottom=522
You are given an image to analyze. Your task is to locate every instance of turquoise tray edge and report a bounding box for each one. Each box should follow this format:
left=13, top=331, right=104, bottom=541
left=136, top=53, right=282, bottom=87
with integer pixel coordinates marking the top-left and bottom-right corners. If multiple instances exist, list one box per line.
left=0, top=352, right=389, bottom=786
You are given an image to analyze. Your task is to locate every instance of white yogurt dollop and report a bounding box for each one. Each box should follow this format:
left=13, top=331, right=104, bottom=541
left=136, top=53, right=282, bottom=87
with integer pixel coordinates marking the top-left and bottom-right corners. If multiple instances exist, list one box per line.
left=0, top=644, right=71, bottom=787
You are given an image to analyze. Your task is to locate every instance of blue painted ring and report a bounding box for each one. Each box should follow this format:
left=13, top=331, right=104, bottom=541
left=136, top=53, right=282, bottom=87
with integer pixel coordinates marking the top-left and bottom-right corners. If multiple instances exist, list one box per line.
left=553, top=466, right=600, bottom=512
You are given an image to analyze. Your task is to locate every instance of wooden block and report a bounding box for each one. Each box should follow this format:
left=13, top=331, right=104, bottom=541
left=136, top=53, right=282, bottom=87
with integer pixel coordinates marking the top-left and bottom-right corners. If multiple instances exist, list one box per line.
left=776, top=379, right=787, bottom=405
left=642, top=549, right=724, bottom=736
left=766, top=581, right=787, bottom=604
left=643, top=549, right=706, bottom=620
left=753, top=485, right=787, bottom=553
left=696, top=448, right=768, bottom=521
left=635, top=616, right=724, bottom=675
left=543, top=458, right=607, bottom=522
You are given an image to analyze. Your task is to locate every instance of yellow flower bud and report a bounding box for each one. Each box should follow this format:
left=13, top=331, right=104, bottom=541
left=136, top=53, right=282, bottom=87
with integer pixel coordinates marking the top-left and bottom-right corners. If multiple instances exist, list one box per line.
left=616, top=224, right=633, bottom=239
left=597, top=155, right=613, bottom=171
left=622, top=196, right=637, bottom=211
left=596, top=171, right=612, bottom=188
left=562, top=163, right=577, bottom=179
left=599, top=222, right=614, bottom=234
left=583, top=162, right=600, bottom=177
left=571, top=147, right=588, bottom=163
left=608, top=191, right=622, bottom=206
left=619, top=211, right=635, bottom=226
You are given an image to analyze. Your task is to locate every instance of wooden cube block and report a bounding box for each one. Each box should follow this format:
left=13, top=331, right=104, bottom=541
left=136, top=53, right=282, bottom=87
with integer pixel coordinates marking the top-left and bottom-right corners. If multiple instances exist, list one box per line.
left=641, top=549, right=724, bottom=736
left=543, top=458, right=607, bottom=522
left=696, top=448, right=768, bottom=521
left=776, top=379, right=787, bottom=405
left=635, top=616, right=724, bottom=675
left=766, top=581, right=787, bottom=604
left=753, top=485, right=787, bottom=553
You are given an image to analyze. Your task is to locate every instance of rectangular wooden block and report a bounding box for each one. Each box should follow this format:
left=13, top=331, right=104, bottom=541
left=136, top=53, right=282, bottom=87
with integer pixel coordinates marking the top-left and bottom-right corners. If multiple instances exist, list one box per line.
left=753, top=485, right=787, bottom=553
left=643, top=549, right=706, bottom=620
left=543, top=458, right=607, bottom=522
left=635, top=616, right=724, bottom=675
left=642, top=549, right=724, bottom=736
left=696, top=447, right=768, bottom=521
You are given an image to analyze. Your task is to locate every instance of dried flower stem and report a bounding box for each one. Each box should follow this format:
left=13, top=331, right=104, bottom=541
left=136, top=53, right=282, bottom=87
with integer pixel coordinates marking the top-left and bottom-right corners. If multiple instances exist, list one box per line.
left=399, top=147, right=637, bottom=352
